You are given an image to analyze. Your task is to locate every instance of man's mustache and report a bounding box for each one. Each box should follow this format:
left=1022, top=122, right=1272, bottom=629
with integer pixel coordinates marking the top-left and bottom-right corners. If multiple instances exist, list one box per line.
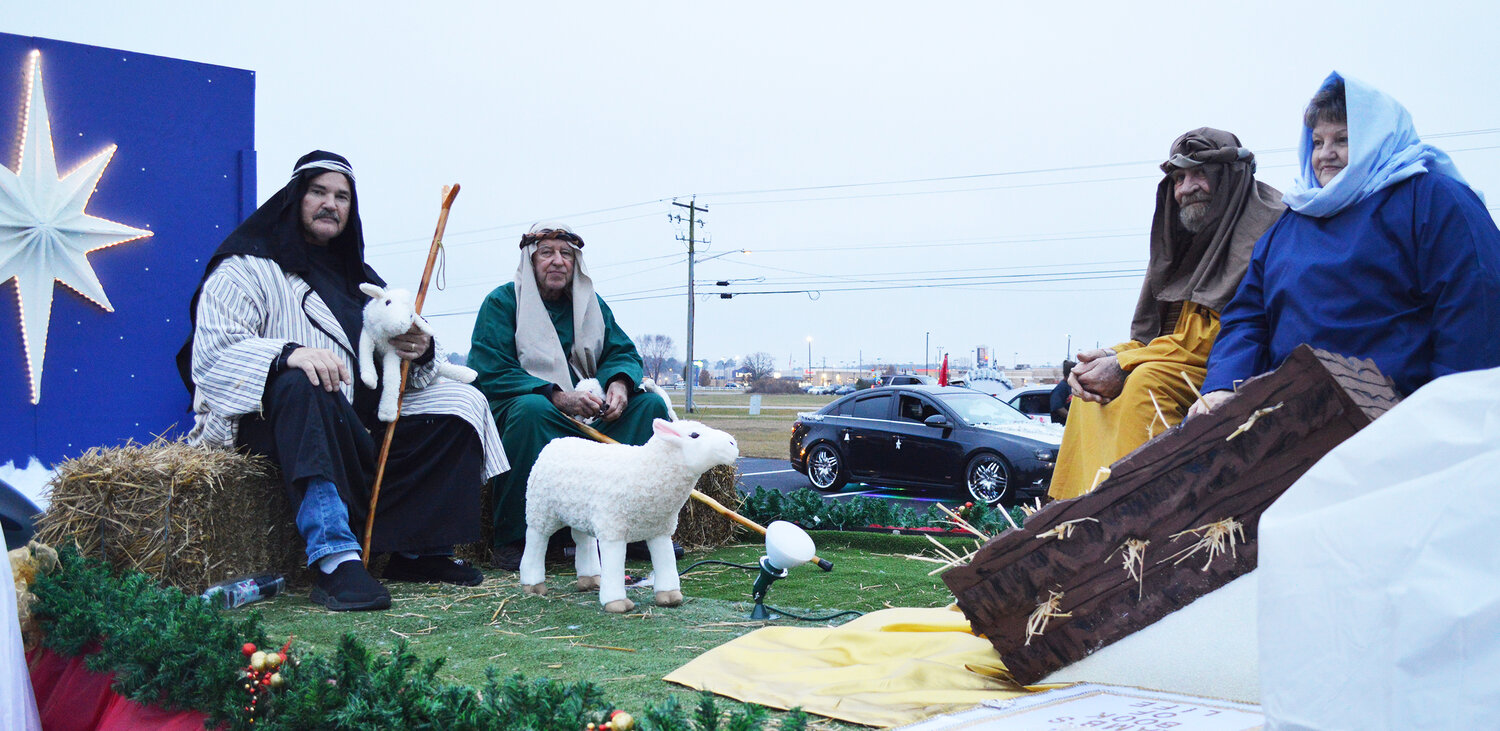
left=1181, top=194, right=1212, bottom=207
left=314, top=210, right=340, bottom=222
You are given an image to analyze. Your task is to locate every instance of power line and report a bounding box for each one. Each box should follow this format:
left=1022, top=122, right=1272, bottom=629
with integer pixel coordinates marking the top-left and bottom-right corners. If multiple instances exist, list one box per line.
left=692, top=127, right=1499, bottom=198
left=609, top=271, right=1148, bottom=302
left=424, top=265, right=1148, bottom=316
left=368, top=129, right=1500, bottom=254
left=364, top=198, right=671, bottom=250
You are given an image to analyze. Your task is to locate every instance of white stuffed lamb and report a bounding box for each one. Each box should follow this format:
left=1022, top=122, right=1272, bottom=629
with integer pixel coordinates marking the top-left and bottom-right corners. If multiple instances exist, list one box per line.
left=520, top=418, right=737, bottom=612
left=572, top=377, right=679, bottom=425
left=358, top=283, right=477, bottom=421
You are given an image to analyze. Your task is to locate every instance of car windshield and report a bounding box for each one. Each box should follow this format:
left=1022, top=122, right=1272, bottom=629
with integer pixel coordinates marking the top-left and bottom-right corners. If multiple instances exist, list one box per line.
left=936, top=391, right=1032, bottom=426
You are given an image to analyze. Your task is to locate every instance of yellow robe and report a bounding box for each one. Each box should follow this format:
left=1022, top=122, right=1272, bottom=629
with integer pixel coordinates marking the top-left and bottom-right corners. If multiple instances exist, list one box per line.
left=1048, top=302, right=1219, bottom=500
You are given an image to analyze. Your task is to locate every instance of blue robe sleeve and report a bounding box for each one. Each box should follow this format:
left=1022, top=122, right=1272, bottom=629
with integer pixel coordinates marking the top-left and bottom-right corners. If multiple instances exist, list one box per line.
left=1202, top=225, right=1277, bottom=393
left=1415, top=175, right=1500, bottom=381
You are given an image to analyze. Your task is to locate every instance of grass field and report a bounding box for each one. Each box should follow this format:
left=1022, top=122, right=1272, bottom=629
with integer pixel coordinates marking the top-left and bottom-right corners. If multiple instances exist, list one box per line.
left=666, top=391, right=836, bottom=459
left=253, top=531, right=972, bottom=727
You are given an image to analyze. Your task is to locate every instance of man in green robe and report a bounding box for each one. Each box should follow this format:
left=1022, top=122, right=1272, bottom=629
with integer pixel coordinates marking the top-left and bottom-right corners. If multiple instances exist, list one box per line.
left=469, top=223, right=670, bottom=570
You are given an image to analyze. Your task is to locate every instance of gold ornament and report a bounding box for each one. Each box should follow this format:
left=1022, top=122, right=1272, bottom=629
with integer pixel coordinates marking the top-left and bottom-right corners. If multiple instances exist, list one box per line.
left=250, top=650, right=267, bottom=671
left=270, top=672, right=284, bottom=688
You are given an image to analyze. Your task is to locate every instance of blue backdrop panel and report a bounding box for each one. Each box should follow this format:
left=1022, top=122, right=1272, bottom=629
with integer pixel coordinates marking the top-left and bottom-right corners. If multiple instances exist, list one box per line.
left=0, top=34, right=254, bottom=466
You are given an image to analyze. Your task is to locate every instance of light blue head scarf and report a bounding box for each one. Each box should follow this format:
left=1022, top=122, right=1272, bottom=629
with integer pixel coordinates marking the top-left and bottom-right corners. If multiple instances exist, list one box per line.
left=1283, top=71, right=1472, bottom=218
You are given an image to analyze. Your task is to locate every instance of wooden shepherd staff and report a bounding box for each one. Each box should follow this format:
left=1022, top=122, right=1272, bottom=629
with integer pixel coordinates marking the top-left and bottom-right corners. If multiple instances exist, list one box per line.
left=571, top=420, right=834, bottom=571
left=361, top=184, right=460, bottom=564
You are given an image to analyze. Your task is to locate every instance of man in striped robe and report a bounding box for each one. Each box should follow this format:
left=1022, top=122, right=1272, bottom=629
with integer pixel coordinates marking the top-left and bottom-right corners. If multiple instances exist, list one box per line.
left=178, top=151, right=507, bottom=611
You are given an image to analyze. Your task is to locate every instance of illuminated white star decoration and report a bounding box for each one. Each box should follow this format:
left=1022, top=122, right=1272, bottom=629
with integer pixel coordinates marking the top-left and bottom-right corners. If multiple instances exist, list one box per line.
left=0, top=50, right=152, bottom=404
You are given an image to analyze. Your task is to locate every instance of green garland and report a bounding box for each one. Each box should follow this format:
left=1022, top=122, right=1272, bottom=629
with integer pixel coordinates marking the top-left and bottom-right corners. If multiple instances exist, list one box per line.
left=737, top=486, right=1028, bottom=536
left=31, top=548, right=807, bottom=731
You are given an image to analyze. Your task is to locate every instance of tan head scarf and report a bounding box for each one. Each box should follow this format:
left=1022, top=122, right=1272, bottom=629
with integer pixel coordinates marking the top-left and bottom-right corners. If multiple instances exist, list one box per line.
left=1129, top=128, right=1284, bottom=343
left=513, top=223, right=606, bottom=390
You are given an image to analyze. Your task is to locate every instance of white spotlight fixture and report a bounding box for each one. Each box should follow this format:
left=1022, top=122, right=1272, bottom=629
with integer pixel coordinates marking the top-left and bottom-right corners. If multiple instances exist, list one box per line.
left=750, top=521, right=817, bottom=620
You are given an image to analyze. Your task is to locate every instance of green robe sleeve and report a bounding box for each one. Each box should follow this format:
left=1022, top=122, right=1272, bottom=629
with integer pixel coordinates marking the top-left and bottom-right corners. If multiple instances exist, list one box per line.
left=468, top=285, right=646, bottom=407
left=592, top=296, right=645, bottom=390
left=468, top=283, right=554, bottom=405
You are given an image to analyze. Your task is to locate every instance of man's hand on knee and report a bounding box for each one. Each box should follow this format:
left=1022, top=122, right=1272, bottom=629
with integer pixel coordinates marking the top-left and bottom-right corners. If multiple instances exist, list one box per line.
left=287, top=347, right=351, bottom=392
left=550, top=388, right=604, bottom=419
left=1071, top=355, right=1126, bottom=403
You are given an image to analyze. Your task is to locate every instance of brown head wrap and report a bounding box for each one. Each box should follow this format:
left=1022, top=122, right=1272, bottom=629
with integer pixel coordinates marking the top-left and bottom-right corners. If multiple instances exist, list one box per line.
left=1129, top=128, right=1285, bottom=343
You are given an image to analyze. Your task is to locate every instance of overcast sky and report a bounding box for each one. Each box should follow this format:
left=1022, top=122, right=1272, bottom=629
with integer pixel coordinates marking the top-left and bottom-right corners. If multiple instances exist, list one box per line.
left=8, top=1, right=1499, bottom=374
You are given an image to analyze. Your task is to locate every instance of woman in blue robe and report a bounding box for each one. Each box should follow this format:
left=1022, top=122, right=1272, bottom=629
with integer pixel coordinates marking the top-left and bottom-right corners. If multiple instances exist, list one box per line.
left=1192, top=72, right=1500, bottom=411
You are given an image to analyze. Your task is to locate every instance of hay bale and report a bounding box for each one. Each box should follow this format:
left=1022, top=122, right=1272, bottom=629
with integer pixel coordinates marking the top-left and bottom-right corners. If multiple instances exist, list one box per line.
left=675, top=463, right=744, bottom=550
left=33, top=439, right=304, bottom=593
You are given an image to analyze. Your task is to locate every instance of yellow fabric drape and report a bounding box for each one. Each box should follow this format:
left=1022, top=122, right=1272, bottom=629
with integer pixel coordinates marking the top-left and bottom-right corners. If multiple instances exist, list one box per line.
left=1048, top=302, right=1220, bottom=500
left=663, top=606, right=1033, bottom=728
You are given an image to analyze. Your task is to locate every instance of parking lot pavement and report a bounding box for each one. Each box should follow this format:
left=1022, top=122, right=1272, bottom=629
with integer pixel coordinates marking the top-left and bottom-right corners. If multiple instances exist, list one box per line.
left=733, top=457, right=957, bottom=508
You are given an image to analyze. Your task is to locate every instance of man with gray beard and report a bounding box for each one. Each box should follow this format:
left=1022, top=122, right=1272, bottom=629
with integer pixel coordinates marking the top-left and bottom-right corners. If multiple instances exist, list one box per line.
left=1048, top=129, right=1283, bottom=500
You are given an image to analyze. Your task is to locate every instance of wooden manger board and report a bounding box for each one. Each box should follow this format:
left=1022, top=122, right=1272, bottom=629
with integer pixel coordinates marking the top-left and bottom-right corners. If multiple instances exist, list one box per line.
left=942, top=345, right=1401, bottom=685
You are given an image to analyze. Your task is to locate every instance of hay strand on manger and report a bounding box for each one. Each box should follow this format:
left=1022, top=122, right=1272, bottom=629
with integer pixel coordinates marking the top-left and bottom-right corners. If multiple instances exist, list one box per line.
left=935, top=503, right=995, bottom=539
left=33, top=438, right=304, bottom=593
left=1107, top=538, right=1151, bottom=600
left=1225, top=402, right=1285, bottom=442
left=1033, top=517, right=1098, bottom=542
left=1024, top=590, right=1070, bottom=646
left=1145, top=388, right=1170, bottom=440
left=906, top=533, right=985, bottom=576
left=1088, top=466, right=1111, bottom=492
left=1181, top=370, right=1207, bottom=413
left=1158, top=517, right=1246, bottom=571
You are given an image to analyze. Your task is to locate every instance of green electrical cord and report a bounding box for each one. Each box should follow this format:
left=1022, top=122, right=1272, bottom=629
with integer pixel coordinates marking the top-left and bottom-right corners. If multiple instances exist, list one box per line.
left=680, top=560, right=863, bottom=622
left=758, top=606, right=863, bottom=622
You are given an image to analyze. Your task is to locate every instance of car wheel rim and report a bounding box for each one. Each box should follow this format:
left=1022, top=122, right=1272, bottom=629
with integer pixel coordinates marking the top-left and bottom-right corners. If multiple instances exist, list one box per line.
left=809, top=448, right=839, bottom=489
left=968, top=458, right=1007, bottom=504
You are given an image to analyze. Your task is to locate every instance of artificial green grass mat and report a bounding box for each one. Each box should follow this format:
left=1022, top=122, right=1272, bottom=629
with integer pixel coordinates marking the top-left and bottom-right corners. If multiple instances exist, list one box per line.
left=250, top=531, right=978, bottom=719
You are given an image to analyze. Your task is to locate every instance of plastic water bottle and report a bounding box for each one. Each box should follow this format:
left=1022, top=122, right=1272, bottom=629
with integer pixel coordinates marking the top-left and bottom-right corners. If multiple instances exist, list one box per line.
left=201, top=572, right=285, bottom=609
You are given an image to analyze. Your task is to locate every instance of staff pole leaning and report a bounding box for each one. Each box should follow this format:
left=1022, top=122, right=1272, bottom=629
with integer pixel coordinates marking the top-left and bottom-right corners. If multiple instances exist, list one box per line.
left=362, top=184, right=460, bottom=564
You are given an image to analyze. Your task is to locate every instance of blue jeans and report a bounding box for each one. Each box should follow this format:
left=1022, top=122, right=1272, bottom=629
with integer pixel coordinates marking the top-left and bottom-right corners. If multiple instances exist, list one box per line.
left=296, top=479, right=361, bottom=566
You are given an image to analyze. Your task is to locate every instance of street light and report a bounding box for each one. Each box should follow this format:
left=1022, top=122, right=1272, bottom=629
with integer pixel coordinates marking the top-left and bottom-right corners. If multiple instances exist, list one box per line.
left=806, top=336, right=813, bottom=382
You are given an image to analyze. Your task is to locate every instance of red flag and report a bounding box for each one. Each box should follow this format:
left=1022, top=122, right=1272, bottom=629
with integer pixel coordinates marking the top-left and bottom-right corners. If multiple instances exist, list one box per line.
left=938, top=354, right=949, bottom=386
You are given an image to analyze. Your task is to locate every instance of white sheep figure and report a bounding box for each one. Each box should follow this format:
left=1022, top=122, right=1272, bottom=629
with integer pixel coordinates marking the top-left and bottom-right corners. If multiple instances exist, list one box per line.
left=357, top=282, right=477, bottom=421
left=520, top=418, right=737, bottom=612
left=572, top=377, right=680, bottom=425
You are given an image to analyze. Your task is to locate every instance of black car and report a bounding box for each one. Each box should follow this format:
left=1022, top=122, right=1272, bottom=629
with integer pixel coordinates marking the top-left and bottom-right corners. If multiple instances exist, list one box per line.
left=789, top=386, right=1062, bottom=505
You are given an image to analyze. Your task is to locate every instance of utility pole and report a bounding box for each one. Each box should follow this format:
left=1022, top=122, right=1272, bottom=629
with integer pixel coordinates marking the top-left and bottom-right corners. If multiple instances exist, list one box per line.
left=674, top=197, right=708, bottom=413
left=925, top=331, right=929, bottom=376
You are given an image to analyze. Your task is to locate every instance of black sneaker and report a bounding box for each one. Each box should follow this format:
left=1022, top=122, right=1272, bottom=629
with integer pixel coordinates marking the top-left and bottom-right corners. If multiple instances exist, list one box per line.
left=489, top=542, right=525, bottom=571
left=384, top=555, right=484, bottom=586
left=310, top=561, right=392, bottom=612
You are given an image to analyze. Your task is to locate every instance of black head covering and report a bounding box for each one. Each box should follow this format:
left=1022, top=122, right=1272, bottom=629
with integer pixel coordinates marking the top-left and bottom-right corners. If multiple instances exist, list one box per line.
left=176, top=151, right=384, bottom=394
left=1129, top=128, right=1284, bottom=343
